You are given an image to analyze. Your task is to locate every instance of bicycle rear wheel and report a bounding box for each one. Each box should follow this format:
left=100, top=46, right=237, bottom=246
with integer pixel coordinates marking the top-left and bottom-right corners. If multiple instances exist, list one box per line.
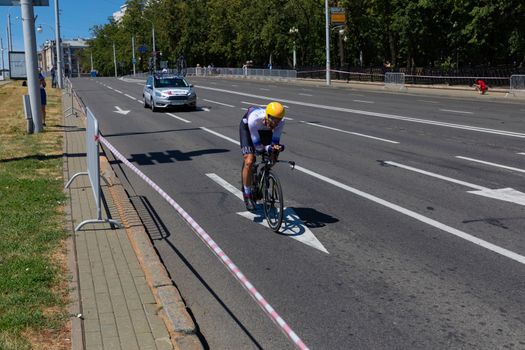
left=263, top=172, right=284, bottom=232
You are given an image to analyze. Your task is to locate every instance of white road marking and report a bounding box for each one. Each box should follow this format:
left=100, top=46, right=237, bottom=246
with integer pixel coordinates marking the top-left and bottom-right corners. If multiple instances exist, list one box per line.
left=202, top=107, right=211, bottom=112
left=456, top=156, right=525, bottom=174
left=202, top=127, right=525, bottom=265
left=200, top=127, right=239, bottom=145
left=353, top=100, right=374, bottom=104
left=260, top=88, right=270, bottom=91
left=203, top=99, right=235, bottom=108
left=113, top=106, right=130, bottom=115
left=232, top=84, right=238, bottom=87
left=302, top=122, right=399, bottom=144
left=241, top=101, right=289, bottom=109
left=299, top=93, right=313, bottom=97
left=518, top=152, right=525, bottom=155
left=241, top=108, right=248, bottom=111
left=165, top=113, right=191, bottom=123
left=137, top=100, right=144, bottom=104
left=385, top=161, right=485, bottom=190
left=439, top=109, right=473, bottom=115
left=293, top=164, right=525, bottom=265
left=124, top=94, right=136, bottom=100
left=206, top=173, right=328, bottom=253
left=195, top=85, right=525, bottom=139
left=418, top=100, right=438, bottom=104
left=385, top=161, right=525, bottom=206
left=114, top=89, right=123, bottom=94
left=242, top=101, right=266, bottom=107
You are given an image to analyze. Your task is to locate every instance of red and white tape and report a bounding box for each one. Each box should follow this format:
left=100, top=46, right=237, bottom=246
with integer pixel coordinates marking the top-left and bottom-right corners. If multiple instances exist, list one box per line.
left=98, top=136, right=309, bottom=350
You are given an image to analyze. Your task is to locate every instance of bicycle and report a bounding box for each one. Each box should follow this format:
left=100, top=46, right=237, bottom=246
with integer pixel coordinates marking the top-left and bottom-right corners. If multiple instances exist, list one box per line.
left=244, top=151, right=295, bottom=232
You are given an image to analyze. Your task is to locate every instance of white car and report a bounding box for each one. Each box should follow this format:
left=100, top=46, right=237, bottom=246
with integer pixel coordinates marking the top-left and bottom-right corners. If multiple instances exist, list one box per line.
left=143, top=75, right=197, bottom=111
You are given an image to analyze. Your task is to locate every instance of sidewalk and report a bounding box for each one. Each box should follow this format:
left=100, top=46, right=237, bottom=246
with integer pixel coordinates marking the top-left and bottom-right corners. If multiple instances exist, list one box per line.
left=62, top=92, right=202, bottom=349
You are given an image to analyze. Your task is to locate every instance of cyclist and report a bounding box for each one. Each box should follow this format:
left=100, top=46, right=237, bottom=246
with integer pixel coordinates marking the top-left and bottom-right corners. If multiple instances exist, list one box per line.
left=239, top=102, right=286, bottom=211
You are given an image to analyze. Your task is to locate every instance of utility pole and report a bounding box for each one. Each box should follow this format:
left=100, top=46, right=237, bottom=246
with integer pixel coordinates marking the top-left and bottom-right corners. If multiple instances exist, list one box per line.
left=20, top=0, right=43, bottom=132
left=7, top=13, right=13, bottom=52
left=325, top=0, right=331, bottom=86
left=113, top=42, right=117, bottom=77
left=152, top=25, right=156, bottom=72
left=0, top=37, right=5, bottom=78
left=54, top=0, right=63, bottom=88
left=132, top=34, right=136, bottom=76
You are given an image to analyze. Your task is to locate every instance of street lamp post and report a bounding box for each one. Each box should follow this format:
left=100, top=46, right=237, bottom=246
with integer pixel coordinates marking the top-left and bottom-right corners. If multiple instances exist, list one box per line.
left=20, top=0, right=43, bottom=132
left=325, top=0, right=330, bottom=86
left=288, top=27, right=298, bottom=69
left=143, top=17, right=156, bottom=72
left=54, top=0, right=63, bottom=88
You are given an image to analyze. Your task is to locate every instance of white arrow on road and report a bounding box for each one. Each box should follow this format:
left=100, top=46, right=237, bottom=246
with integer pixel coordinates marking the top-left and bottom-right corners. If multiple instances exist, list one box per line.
left=113, top=106, right=130, bottom=115
left=206, top=173, right=329, bottom=254
left=385, top=161, right=525, bottom=206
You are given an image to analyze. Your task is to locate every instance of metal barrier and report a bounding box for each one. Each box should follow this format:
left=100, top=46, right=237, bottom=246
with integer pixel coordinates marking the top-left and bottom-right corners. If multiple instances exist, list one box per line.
left=384, top=72, right=406, bottom=90
left=187, top=67, right=297, bottom=81
left=63, top=78, right=84, bottom=118
left=65, top=107, right=121, bottom=231
left=508, top=75, right=525, bottom=96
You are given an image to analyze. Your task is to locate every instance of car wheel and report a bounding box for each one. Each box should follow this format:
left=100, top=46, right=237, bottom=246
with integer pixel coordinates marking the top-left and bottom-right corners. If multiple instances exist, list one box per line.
left=150, top=98, right=157, bottom=112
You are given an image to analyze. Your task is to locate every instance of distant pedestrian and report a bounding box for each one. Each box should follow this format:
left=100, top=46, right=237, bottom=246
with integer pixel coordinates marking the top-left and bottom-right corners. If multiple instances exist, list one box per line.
left=39, top=71, right=47, bottom=126
left=475, top=79, right=488, bottom=95
left=51, top=66, right=57, bottom=88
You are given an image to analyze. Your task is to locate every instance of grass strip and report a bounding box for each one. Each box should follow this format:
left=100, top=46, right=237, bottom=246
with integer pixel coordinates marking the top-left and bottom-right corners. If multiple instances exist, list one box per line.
left=0, top=81, right=69, bottom=350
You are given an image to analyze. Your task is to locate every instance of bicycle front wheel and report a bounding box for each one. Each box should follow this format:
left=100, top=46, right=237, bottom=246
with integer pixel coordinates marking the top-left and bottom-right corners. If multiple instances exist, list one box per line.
left=263, top=172, right=284, bottom=232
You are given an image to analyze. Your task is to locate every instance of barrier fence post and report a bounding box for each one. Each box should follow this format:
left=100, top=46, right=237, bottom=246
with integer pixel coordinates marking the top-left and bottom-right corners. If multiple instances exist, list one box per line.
left=507, top=75, right=525, bottom=97
left=384, top=72, right=406, bottom=90
left=65, top=107, right=121, bottom=231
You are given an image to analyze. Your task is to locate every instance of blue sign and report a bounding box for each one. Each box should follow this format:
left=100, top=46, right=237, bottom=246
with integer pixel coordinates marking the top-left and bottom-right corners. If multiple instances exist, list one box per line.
left=138, top=45, right=148, bottom=54
left=132, top=58, right=136, bottom=64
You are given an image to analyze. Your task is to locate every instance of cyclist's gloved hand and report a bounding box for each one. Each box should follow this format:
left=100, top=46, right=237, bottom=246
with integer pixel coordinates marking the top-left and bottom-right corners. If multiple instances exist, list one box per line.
left=276, top=144, right=285, bottom=152
left=264, top=145, right=273, bottom=154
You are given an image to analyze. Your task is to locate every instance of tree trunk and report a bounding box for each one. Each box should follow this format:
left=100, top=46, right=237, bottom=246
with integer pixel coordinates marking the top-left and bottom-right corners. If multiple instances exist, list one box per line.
left=388, top=31, right=396, bottom=67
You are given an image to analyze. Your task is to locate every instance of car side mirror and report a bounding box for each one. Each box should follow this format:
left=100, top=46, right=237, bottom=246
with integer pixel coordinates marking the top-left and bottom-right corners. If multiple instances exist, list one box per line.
left=189, top=84, right=194, bottom=88
left=146, top=84, right=152, bottom=89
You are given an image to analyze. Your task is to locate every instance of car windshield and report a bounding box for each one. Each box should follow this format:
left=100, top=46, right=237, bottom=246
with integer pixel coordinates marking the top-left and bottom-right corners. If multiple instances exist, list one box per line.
left=154, top=78, right=188, bottom=88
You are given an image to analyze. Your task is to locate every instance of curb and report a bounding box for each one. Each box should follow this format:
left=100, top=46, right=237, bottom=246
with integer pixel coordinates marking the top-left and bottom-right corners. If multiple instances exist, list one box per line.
left=99, top=155, right=204, bottom=350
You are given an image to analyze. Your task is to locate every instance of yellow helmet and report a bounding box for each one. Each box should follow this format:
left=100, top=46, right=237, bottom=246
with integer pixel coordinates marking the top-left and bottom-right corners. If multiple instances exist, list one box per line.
left=265, top=102, right=285, bottom=121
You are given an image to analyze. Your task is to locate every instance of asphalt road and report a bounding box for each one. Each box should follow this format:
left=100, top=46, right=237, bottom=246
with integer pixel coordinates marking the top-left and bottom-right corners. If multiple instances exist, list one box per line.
left=72, top=76, right=525, bottom=350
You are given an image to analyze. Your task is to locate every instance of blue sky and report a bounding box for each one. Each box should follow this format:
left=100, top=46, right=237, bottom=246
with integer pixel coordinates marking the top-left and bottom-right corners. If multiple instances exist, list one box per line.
left=0, top=0, right=124, bottom=67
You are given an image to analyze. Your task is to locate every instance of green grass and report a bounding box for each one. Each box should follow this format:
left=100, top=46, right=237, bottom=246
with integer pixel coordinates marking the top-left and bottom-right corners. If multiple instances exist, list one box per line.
left=0, top=82, right=68, bottom=350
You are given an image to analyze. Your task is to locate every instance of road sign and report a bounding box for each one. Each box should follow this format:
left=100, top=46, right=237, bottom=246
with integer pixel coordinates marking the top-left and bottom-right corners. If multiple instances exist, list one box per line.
left=330, top=7, right=346, bottom=25
left=138, top=45, right=148, bottom=54
left=0, top=0, right=49, bottom=5
left=132, top=58, right=136, bottom=64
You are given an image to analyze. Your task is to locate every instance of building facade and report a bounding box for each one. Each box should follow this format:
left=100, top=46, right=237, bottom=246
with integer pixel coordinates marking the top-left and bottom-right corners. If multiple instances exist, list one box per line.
left=39, top=38, right=89, bottom=77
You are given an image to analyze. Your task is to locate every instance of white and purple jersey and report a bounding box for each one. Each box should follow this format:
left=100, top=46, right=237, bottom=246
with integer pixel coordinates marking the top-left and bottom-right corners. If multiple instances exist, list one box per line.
left=240, top=107, right=284, bottom=154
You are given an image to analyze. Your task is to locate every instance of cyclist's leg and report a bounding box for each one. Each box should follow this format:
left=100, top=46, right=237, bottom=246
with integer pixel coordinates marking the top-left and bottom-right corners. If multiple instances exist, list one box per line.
left=239, top=119, right=256, bottom=210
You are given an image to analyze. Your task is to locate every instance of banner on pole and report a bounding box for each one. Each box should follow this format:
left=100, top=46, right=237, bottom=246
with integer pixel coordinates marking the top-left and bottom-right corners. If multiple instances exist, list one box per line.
left=8, top=51, right=27, bottom=79
left=0, top=1, right=49, bottom=5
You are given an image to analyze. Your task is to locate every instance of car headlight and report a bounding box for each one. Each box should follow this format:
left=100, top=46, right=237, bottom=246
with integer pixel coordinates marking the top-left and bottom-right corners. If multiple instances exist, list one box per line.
left=155, top=91, right=164, bottom=97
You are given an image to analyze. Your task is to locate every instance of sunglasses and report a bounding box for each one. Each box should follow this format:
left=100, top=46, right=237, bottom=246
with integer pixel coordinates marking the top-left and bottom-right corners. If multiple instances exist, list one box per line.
left=267, top=116, right=281, bottom=123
